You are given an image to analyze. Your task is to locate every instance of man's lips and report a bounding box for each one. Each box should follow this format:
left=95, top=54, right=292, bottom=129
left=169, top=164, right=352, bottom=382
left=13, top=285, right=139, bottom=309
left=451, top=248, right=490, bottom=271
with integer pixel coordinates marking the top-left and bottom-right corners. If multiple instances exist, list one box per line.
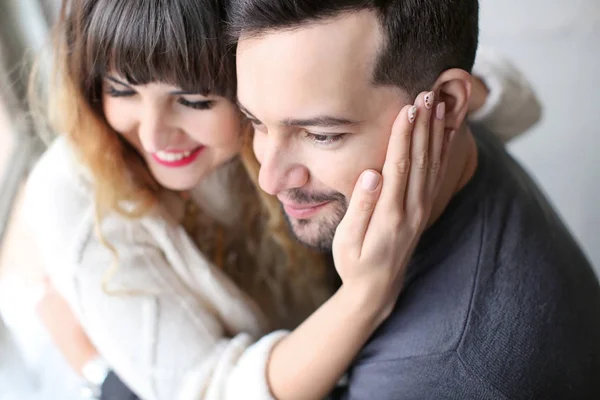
left=280, top=200, right=332, bottom=219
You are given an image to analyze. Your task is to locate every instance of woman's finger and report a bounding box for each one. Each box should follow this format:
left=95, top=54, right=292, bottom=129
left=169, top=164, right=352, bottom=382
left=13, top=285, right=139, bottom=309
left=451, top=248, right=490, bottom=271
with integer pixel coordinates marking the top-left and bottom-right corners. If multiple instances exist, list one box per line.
left=404, top=91, right=434, bottom=221
left=373, top=104, right=415, bottom=221
left=427, top=100, right=446, bottom=194
left=436, top=129, right=456, bottom=193
left=333, top=170, right=382, bottom=258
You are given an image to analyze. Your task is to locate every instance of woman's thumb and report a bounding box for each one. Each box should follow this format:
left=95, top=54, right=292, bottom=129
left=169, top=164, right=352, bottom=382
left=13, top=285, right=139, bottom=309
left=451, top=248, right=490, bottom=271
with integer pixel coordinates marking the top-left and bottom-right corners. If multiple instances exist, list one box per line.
left=333, top=170, right=382, bottom=256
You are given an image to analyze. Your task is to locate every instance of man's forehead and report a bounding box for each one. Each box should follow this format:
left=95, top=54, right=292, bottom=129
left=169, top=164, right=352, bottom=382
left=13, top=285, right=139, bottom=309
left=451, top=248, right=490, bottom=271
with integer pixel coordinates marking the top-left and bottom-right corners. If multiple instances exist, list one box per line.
left=236, top=11, right=383, bottom=120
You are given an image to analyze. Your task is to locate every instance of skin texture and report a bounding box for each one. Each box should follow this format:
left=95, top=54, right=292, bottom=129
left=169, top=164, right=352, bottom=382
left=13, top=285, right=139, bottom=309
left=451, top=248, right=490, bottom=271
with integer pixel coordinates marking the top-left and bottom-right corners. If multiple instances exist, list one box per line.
left=102, top=75, right=242, bottom=191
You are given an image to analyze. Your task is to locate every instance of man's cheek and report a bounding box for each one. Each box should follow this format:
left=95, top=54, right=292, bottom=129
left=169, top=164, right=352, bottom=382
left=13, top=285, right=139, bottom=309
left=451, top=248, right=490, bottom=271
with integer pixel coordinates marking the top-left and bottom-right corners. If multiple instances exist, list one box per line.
left=331, top=166, right=366, bottom=199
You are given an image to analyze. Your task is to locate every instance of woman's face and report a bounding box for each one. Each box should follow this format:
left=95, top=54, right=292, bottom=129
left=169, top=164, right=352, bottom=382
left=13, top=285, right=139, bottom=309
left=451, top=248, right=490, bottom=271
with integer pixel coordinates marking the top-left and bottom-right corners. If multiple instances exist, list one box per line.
left=102, top=74, right=242, bottom=191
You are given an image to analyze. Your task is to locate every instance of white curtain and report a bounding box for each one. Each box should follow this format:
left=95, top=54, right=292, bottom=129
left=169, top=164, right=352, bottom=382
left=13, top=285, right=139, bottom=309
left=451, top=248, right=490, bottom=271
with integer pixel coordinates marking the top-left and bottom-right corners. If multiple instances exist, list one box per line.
left=0, top=0, right=52, bottom=242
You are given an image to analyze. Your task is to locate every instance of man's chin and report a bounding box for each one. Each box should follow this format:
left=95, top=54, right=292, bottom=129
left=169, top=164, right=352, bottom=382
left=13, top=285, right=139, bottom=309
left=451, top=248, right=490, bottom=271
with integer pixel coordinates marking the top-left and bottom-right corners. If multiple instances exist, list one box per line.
left=279, top=194, right=348, bottom=252
left=284, top=214, right=335, bottom=252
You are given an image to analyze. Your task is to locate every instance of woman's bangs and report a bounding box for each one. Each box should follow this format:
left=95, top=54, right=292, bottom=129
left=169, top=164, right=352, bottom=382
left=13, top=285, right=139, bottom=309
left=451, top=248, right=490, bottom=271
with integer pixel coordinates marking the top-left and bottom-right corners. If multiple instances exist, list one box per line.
left=85, top=0, right=234, bottom=97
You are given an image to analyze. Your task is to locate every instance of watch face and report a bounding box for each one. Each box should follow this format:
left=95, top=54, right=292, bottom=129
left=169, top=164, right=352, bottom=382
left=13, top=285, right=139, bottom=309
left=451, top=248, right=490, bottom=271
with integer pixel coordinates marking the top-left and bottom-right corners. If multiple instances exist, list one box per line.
left=80, top=384, right=101, bottom=399
left=82, top=357, right=110, bottom=386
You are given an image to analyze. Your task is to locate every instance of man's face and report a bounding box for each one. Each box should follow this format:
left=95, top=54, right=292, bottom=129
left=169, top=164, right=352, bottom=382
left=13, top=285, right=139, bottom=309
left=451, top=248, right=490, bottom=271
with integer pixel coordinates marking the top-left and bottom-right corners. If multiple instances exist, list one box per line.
left=237, top=11, right=408, bottom=250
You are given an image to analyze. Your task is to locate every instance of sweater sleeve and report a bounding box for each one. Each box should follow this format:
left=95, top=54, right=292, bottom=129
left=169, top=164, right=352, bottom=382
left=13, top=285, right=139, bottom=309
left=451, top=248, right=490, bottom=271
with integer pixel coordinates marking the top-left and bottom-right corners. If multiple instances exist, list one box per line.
left=469, top=46, right=543, bottom=143
left=23, top=139, right=288, bottom=400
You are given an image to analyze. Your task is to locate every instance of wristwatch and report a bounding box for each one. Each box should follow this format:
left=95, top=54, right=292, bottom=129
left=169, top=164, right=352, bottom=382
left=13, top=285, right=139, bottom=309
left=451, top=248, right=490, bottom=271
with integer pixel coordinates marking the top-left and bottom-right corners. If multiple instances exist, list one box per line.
left=80, top=356, right=110, bottom=399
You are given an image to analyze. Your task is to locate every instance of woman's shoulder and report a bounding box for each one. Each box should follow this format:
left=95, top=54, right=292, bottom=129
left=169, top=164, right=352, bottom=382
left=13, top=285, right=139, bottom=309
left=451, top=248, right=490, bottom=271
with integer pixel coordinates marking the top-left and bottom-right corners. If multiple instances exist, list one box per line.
left=26, top=136, right=93, bottom=206
left=24, top=137, right=95, bottom=239
left=22, top=138, right=178, bottom=293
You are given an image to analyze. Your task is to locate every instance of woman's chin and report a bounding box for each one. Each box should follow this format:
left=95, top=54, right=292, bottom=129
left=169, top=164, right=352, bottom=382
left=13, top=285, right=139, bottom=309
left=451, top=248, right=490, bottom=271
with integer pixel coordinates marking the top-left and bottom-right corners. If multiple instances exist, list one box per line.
left=154, top=174, right=201, bottom=192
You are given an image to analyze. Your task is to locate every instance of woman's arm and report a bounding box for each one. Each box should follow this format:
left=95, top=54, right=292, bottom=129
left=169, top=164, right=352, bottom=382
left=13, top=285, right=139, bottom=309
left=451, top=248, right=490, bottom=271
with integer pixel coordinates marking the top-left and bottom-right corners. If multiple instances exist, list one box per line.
left=36, top=279, right=98, bottom=376
left=468, top=46, right=543, bottom=142
left=36, top=280, right=140, bottom=400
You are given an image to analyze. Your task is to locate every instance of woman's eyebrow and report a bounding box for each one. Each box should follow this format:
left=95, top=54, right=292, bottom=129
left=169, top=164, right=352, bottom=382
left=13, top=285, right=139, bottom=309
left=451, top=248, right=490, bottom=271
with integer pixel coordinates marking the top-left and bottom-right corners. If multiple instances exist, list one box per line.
left=104, top=75, right=131, bottom=86
left=170, top=90, right=205, bottom=96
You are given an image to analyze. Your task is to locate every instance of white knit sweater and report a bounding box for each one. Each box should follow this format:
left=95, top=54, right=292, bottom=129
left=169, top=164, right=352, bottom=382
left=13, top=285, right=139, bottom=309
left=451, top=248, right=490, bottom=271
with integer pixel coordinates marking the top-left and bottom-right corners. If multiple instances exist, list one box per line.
left=23, top=48, right=541, bottom=400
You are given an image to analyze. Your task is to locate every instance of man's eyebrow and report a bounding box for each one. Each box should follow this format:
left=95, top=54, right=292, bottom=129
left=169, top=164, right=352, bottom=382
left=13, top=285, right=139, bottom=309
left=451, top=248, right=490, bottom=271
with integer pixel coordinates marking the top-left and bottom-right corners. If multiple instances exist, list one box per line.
left=237, top=101, right=360, bottom=128
left=281, top=116, right=360, bottom=128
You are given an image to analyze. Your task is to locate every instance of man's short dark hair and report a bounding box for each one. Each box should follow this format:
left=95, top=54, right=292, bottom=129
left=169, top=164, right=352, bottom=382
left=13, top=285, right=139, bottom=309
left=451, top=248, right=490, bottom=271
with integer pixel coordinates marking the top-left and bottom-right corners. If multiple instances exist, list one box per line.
left=229, top=0, right=479, bottom=97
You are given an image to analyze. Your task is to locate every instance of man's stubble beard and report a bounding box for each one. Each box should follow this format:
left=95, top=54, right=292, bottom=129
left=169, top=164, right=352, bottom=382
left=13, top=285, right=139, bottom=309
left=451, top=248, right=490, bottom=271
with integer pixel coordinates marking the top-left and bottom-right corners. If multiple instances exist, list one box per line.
left=282, top=198, right=348, bottom=252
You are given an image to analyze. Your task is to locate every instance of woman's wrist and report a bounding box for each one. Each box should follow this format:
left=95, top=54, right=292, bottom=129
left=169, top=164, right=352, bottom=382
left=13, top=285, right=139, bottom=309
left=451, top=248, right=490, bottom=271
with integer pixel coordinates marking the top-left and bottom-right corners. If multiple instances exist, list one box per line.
left=266, top=286, right=387, bottom=400
left=337, top=282, right=397, bottom=327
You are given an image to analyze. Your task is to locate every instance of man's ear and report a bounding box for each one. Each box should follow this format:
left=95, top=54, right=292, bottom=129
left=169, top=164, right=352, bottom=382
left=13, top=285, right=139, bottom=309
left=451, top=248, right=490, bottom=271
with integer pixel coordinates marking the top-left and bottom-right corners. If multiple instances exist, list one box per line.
left=432, top=69, right=472, bottom=132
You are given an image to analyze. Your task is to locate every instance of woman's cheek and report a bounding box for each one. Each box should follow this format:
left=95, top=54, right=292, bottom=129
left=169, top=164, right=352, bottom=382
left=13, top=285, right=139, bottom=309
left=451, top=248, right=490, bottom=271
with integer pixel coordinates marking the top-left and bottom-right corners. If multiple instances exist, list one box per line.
left=103, top=97, right=130, bottom=132
left=102, top=97, right=142, bottom=150
left=212, top=104, right=243, bottom=150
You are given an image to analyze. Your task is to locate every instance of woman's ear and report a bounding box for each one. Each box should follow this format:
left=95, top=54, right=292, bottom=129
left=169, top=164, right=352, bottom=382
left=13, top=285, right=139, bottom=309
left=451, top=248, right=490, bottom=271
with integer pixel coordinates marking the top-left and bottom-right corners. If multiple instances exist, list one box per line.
left=432, top=69, right=472, bottom=132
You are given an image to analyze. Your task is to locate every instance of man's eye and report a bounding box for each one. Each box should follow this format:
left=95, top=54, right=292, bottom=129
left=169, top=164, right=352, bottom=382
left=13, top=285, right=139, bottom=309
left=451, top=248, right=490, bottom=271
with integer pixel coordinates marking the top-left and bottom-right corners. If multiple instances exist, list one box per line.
left=305, top=132, right=347, bottom=145
left=178, top=98, right=215, bottom=110
left=105, top=86, right=135, bottom=98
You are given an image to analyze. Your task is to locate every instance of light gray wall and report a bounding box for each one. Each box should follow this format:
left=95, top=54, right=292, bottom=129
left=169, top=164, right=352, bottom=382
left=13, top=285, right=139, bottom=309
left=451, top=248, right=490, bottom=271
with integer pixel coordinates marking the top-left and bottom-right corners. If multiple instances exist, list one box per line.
left=479, top=0, right=600, bottom=274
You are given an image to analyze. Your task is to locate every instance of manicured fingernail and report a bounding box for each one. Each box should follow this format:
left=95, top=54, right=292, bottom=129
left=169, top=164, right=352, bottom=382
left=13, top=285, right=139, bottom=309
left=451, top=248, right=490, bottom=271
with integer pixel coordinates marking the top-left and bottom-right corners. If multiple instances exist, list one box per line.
left=436, top=102, right=446, bottom=120
left=408, top=106, right=417, bottom=124
left=424, top=91, right=435, bottom=109
left=448, top=130, right=456, bottom=143
left=362, top=170, right=380, bottom=191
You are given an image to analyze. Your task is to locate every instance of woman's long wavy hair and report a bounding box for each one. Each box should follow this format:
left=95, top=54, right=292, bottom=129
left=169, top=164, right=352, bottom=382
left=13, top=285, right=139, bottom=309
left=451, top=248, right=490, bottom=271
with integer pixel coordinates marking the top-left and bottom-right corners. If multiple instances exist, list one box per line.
left=36, top=0, right=332, bottom=325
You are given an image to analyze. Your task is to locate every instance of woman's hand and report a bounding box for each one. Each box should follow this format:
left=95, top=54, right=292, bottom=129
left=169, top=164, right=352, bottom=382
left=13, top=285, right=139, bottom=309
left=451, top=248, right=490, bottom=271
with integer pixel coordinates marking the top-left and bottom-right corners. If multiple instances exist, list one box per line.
left=333, top=90, right=453, bottom=321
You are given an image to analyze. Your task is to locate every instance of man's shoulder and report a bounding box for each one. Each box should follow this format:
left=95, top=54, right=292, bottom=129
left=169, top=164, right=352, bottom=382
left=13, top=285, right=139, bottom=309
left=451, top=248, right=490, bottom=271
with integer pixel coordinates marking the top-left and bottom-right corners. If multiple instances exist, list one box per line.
left=347, top=128, right=600, bottom=398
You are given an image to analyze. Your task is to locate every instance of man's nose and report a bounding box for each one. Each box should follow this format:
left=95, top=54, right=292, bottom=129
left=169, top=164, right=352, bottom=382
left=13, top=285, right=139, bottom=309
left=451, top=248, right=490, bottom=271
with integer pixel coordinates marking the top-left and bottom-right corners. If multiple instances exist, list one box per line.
left=257, top=138, right=309, bottom=196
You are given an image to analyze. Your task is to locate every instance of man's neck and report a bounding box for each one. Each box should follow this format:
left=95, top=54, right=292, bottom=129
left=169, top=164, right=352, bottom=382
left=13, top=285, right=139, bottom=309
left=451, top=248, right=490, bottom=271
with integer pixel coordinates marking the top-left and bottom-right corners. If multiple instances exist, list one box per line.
left=426, top=125, right=478, bottom=228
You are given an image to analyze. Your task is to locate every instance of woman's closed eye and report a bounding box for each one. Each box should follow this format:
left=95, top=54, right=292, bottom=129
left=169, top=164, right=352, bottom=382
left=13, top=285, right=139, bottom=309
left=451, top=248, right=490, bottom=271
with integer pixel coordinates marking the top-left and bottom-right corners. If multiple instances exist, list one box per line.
left=178, top=97, right=215, bottom=110
left=105, top=85, right=135, bottom=98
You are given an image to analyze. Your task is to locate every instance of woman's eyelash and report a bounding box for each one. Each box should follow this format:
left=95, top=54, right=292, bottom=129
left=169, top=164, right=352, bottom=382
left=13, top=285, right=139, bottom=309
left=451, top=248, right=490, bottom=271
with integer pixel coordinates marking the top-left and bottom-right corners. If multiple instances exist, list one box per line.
left=103, top=84, right=214, bottom=111
left=105, top=86, right=135, bottom=97
left=178, top=98, right=215, bottom=110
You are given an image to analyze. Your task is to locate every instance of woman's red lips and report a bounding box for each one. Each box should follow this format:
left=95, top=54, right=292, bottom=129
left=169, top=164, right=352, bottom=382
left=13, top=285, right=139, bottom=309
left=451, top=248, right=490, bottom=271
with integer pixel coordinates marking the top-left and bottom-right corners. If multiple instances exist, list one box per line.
left=151, top=147, right=204, bottom=167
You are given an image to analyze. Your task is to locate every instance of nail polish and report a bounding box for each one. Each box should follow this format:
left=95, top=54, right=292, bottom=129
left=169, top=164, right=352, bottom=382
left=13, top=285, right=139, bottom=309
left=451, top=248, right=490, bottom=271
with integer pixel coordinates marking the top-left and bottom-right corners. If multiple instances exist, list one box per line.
left=424, top=91, right=435, bottom=109
left=436, top=102, right=446, bottom=120
left=408, top=106, right=417, bottom=124
left=362, top=171, right=380, bottom=191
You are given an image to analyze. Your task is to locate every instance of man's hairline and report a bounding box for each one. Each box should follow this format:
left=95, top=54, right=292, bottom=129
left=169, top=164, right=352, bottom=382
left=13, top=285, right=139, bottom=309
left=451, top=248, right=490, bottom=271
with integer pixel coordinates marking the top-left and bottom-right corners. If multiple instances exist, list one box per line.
left=235, top=8, right=409, bottom=98
left=235, top=8, right=377, bottom=42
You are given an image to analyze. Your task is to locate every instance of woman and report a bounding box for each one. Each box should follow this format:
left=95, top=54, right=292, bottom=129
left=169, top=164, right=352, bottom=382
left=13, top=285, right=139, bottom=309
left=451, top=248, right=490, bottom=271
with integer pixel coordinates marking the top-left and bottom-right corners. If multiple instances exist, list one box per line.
left=27, top=1, right=541, bottom=400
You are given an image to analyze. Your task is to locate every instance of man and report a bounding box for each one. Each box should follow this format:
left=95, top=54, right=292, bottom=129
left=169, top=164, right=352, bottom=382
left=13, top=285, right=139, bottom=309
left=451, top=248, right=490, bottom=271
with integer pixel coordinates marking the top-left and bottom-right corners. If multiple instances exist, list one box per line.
left=232, top=0, right=600, bottom=398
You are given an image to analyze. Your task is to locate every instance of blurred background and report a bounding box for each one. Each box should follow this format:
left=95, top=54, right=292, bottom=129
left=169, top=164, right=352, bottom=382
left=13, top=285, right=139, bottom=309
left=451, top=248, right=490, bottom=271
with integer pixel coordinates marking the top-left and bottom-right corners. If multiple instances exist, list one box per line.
left=0, top=0, right=598, bottom=398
